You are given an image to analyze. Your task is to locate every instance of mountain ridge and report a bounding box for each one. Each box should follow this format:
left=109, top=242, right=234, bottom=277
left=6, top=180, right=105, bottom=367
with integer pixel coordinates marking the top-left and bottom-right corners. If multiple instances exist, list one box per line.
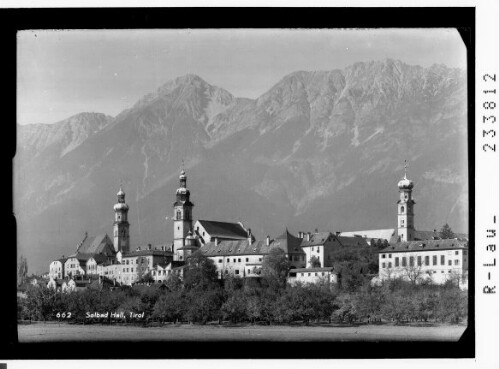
left=15, top=59, right=468, bottom=274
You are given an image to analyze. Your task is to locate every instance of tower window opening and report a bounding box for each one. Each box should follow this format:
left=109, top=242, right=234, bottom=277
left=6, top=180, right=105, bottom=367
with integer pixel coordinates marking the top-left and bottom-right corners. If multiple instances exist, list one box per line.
left=401, top=206, right=404, bottom=213
left=176, top=211, right=181, bottom=220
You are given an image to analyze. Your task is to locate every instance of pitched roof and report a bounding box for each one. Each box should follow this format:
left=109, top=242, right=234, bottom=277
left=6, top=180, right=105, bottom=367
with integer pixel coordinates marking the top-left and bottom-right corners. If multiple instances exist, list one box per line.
left=300, top=232, right=333, bottom=247
left=200, top=239, right=269, bottom=257
left=339, top=229, right=396, bottom=242
left=123, top=249, right=173, bottom=258
left=271, top=229, right=305, bottom=255
left=379, top=239, right=469, bottom=253
left=92, top=254, right=108, bottom=264
left=336, top=236, right=369, bottom=248
left=414, top=230, right=469, bottom=241
left=196, top=220, right=249, bottom=240
left=77, top=234, right=114, bottom=255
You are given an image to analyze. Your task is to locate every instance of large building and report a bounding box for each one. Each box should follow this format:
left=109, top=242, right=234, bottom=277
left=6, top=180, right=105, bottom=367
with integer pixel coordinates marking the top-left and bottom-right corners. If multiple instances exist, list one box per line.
left=376, top=238, right=469, bottom=288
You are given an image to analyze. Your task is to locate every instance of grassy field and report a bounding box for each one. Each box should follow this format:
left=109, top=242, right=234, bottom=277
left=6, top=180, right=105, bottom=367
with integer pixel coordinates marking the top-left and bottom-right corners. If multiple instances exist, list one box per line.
left=18, top=322, right=467, bottom=342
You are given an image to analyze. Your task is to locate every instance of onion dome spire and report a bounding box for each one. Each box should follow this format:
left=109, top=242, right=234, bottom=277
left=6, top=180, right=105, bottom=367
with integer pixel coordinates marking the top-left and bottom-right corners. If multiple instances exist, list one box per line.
left=114, top=185, right=129, bottom=210
left=398, top=160, right=414, bottom=189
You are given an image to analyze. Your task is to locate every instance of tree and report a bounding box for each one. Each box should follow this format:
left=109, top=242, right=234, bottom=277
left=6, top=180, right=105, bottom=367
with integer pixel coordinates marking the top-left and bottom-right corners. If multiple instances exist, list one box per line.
left=440, top=223, right=455, bottom=239
left=136, top=256, right=151, bottom=283
left=221, top=290, right=247, bottom=323
left=403, top=265, right=425, bottom=285
left=262, top=248, right=290, bottom=290
left=18, top=255, right=28, bottom=286
left=183, top=251, right=219, bottom=291
left=153, top=291, right=185, bottom=323
left=309, top=255, right=321, bottom=268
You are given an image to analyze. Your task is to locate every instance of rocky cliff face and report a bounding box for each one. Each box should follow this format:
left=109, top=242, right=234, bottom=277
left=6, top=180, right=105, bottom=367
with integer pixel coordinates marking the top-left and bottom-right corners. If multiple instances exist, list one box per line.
left=15, top=59, right=468, bottom=273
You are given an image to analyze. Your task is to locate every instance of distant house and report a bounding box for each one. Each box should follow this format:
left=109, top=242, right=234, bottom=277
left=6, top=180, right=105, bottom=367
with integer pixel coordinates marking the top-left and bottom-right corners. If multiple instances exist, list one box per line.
left=288, top=267, right=338, bottom=285
left=49, top=256, right=67, bottom=279
left=120, top=246, right=173, bottom=285
left=376, top=238, right=469, bottom=288
left=300, top=231, right=369, bottom=268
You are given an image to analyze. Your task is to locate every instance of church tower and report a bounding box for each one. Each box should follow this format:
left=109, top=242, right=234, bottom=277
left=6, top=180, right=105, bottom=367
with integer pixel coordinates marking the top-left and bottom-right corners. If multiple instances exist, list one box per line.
left=397, top=162, right=415, bottom=242
left=113, top=187, right=130, bottom=254
left=173, top=170, right=194, bottom=254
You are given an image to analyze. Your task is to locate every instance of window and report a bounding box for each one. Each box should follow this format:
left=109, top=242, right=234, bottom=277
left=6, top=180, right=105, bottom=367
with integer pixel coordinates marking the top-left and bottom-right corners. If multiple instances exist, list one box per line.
left=395, top=257, right=399, bottom=267
left=388, top=254, right=392, bottom=258
left=176, top=210, right=181, bottom=220
left=425, top=256, right=429, bottom=266
left=455, top=260, right=459, bottom=265
left=238, top=258, right=241, bottom=262
left=233, top=258, right=236, bottom=263
left=448, top=260, right=452, bottom=266
left=322, top=272, right=325, bottom=276
left=259, top=258, right=262, bottom=262
left=401, top=206, right=405, bottom=213
left=409, top=256, right=414, bottom=267
left=388, top=262, right=392, bottom=268
left=455, top=251, right=459, bottom=255
left=246, top=258, right=249, bottom=262
left=441, top=255, right=445, bottom=265
left=248, top=269, right=250, bottom=274
left=308, top=273, right=311, bottom=276
left=464, top=250, right=467, bottom=255
left=433, top=255, right=437, bottom=265
left=382, top=262, right=386, bottom=268
left=382, top=254, right=386, bottom=259
left=218, top=259, right=222, bottom=263
left=131, top=268, right=133, bottom=272
left=417, top=256, right=422, bottom=266
left=235, top=270, right=239, bottom=275
left=402, top=257, right=407, bottom=267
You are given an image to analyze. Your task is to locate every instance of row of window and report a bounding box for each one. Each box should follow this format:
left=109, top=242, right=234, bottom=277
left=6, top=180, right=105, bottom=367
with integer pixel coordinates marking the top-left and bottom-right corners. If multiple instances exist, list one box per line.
left=382, top=256, right=461, bottom=268
left=382, top=250, right=466, bottom=259
left=218, top=257, right=263, bottom=263
left=298, top=272, right=327, bottom=277
left=124, top=258, right=150, bottom=265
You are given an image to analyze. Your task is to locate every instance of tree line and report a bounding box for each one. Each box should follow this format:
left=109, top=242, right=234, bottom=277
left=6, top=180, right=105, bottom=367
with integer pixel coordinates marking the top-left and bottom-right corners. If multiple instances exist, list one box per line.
left=18, top=248, right=467, bottom=326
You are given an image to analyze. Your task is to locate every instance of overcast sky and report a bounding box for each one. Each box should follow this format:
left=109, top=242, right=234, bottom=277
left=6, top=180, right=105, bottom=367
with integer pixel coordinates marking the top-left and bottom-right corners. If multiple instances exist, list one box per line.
left=17, top=28, right=466, bottom=125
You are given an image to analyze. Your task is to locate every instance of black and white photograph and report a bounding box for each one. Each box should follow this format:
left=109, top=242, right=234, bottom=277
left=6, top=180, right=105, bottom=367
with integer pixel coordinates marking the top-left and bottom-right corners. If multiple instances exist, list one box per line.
left=3, top=5, right=495, bottom=365
left=13, top=26, right=471, bottom=346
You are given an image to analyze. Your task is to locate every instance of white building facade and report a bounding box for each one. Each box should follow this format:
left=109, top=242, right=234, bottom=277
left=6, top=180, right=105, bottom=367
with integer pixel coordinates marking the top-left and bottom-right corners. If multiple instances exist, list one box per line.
left=377, top=239, right=469, bottom=288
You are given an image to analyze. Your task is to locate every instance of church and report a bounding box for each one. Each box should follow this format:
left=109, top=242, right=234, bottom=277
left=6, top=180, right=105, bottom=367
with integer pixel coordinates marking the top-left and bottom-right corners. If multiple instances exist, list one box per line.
left=48, top=163, right=468, bottom=288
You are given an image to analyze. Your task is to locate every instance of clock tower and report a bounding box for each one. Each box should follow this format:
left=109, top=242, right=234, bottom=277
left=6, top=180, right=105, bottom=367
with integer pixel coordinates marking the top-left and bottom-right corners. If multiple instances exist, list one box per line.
left=113, top=187, right=130, bottom=254
left=397, top=162, right=415, bottom=242
left=173, top=170, right=194, bottom=253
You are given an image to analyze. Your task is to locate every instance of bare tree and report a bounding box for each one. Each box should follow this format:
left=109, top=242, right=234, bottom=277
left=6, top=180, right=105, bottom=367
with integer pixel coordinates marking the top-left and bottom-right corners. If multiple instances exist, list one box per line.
left=403, top=265, right=425, bottom=285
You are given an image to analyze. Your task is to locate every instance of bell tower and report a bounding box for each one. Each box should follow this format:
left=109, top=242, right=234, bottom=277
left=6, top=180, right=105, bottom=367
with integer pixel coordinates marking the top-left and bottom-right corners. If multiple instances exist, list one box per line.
left=173, top=170, right=194, bottom=253
left=113, top=187, right=130, bottom=254
left=397, top=161, right=415, bottom=242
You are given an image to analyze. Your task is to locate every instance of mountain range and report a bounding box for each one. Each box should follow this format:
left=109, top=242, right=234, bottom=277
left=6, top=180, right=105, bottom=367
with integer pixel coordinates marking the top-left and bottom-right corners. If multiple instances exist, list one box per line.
left=15, top=59, right=469, bottom=274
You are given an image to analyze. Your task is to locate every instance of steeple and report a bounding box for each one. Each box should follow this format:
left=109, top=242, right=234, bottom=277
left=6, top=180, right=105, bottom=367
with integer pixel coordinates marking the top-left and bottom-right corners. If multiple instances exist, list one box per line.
left=173, top=168, right=195, bottom=259
left=397, top=161, right=415, bottom=242
left=113, top=186, right=130, bottom=254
